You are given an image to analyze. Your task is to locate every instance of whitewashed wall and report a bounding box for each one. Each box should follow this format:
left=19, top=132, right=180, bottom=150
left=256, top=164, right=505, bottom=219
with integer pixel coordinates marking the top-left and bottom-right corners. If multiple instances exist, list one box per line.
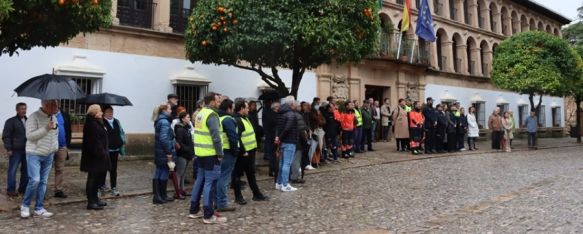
left=0, top=47, right=317, bottom=134
left=425, top=84, right=564, bottom=128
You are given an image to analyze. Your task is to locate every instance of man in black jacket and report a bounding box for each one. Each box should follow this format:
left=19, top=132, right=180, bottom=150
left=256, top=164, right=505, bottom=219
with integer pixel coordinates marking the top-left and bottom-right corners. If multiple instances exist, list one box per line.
left=423, top=97, right=438, bottom=154
left=435, top=104, right=447, bottom=153
left=275, top=96, right=299, bottom=192
left=3, top=103, right=28, bottom=197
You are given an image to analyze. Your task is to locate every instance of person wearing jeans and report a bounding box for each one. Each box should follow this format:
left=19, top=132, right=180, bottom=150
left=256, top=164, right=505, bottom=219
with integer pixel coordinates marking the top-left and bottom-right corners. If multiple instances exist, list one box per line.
left=525, top=111, right=538, bottom=150
left=215, top=99, right=239, bottom=212
left=275, top=96, right=299, bottom=192
left=3, top=102, right=28, bottom=197
left=21, top=100, right=59, bottom=218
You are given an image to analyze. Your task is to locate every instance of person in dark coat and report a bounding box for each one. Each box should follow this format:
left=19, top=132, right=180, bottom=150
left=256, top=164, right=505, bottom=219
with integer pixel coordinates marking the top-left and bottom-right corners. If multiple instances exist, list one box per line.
left=423, top=97, right=438, bottom=154
left=152, top=103, right=176, bottom=204
left=3, top=102, right=28, bottom=196
left=446, top=105, right=459, bottom=152
left=457, top=107, right=468, bottom=151
left=174, top=112, right=194, bottom=199
left=435, top=104, right=447, bottom=153
left=99, top=105, right=125, bottom=197
left=360, top=101, right=374, bottom=152
left=275, top=96, right=299, bottom=192
left=80, top=104, right=110, bottom=210
left=322, top=102, right=340, bottom=162
left=262, top=100, right=280, bottom=177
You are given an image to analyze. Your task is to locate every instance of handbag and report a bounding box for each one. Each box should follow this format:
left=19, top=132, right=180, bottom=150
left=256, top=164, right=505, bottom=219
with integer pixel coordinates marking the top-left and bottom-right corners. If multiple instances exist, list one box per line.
left=275, top=144, right=281, bottom=160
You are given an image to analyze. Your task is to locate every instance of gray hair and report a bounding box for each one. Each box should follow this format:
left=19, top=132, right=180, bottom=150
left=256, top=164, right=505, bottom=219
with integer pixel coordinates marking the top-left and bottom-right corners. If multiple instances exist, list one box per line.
left=271, top=102, right=281, bottom=111
left=281, top=95, right=296, bottom=106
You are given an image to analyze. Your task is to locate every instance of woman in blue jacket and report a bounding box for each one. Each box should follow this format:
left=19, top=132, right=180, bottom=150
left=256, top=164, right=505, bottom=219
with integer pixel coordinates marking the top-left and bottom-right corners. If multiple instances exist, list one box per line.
left=152, top=103, right=176, bottom=204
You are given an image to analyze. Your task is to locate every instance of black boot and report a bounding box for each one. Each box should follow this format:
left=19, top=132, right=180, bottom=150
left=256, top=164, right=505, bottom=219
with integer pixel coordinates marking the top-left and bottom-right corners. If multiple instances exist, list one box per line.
left=159, top=180, right=174, bottom=203
left=152, top=179, right=165, bottom=204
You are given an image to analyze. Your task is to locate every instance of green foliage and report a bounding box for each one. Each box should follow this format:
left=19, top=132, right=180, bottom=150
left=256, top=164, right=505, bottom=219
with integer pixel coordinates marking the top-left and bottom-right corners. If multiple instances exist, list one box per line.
left=492, top=31, right=581, bottom=112
left=185, top=0, right=380, bottom=97
left=0, top=0, right=112, bottom=56
left=0, top=0, right=12, bottom=22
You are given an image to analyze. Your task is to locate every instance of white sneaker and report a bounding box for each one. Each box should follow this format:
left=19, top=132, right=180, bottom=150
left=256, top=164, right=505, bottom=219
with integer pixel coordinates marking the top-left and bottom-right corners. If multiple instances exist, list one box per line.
left=188, top=213, right=203, bottom=219
left=20, top=206, right=30, bottom=219
left=305, top=165, right=315, bottom=170
left=203, top=215, right=227, bottom=224
left=275, top=183, right=282, bottom=190
left=280, top=184, right=298, bottom=192
left=33, top=208, right=54, bottom=218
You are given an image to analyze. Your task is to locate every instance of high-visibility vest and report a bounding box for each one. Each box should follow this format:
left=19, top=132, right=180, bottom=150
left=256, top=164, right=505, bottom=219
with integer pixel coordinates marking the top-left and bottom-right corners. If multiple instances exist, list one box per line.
left=193, top=108, right=221, bottom=157
left=219, top=115, right=237, bottom=150
left=405, top=105, right=412, bottom=112
left=240, top=117, right=257, bottom=151
left=354, top=108, right=363, bottom=127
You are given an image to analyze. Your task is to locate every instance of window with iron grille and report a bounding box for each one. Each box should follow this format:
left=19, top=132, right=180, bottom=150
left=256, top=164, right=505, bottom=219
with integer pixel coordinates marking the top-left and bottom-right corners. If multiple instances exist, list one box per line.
left=59, top=77, right=102, bottom=129
left=117, top=0, right=155, bottom=29
left=518, top=105, right=529, bottom=127
left=497, top=104, right=509, bottom=115
left=538, top=105, right=546, bottom=127
left=175, top=85, right=203, bottom=115
left=472, top=102, right=485, bottom=129
left=552, top=107, right=561, bottom=127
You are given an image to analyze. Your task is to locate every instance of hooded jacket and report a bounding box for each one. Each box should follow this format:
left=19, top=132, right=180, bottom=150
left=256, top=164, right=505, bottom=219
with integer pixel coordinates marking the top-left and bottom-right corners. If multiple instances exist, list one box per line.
left=276, top=104, right=298, bottom=144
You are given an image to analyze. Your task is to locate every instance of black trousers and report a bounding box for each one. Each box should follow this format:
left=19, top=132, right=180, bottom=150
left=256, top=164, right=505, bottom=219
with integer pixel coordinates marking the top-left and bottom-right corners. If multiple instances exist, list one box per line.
left=447, top=132, right=457, bottom=152
left=425, top=128, right=436, bottom=152
left=435, top=133, right=445, bottom=152
left=491, top=131, right=503, bottom=149
left=99, top=152, right=119, bottom=189
left=86, top=171, right=106, bottom=204
left=362, top=128, right=373, bottom=150
left=233, top=151, right=262, bottom=198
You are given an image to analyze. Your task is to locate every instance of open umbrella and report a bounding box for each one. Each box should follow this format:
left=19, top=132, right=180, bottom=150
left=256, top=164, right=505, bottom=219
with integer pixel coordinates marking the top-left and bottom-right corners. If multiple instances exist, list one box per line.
left=14, top=74, right=85, bottom=100
left=79, top=93, right=133, bottom=106
left=258, top=90, right=281, bottom=101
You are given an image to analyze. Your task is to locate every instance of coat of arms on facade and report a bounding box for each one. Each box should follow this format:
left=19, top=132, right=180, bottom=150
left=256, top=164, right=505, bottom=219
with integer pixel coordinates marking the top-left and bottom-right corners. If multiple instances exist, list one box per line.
left=331, top=74, right=349, bottom=101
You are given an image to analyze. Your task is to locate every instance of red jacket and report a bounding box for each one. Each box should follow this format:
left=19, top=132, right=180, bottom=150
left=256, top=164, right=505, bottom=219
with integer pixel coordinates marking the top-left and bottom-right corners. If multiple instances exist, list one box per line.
left=333, top=110, right=355, bottom=131
left=409, top=111, right=424, bottom=128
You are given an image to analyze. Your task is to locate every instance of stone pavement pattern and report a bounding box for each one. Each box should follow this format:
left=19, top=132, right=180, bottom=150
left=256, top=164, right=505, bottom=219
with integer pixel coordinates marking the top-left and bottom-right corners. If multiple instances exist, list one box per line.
left=0, top=139, right=580, bottom=233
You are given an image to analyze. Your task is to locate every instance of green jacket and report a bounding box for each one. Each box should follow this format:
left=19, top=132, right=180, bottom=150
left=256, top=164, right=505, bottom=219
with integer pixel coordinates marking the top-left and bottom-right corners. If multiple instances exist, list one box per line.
left=362, top=108, right=373, bottom=130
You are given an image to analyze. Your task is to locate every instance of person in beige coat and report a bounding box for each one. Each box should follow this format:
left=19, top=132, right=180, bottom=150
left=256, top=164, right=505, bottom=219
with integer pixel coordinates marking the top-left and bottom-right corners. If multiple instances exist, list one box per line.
left=392, top=99, right=410, bottom=152
left=380, top=98, right=392, bottom=142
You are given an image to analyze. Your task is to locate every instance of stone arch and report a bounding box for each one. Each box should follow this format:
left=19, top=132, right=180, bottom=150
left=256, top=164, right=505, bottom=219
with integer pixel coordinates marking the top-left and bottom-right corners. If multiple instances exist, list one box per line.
left=480, top=40, right=490, bottom=76
left=511, top=10, right=519, bottom=34
left=529, top=18, right=536, bottom=30
left=501, top=7, right=510, bottom=36
left=538, top=21, right=544, bottom=31
left=466, top=36, right=478, bottom=75
left=436, top=28, right=449, bottom=71
left=477, top=0, right=487, bottom=29
left=489, top=2, right=499, bottom=33
left=520, top=15, right=528, bottom=31
left=545, top=25, right=552, bottom=33
left=379, top=13, right=394, bottom=56
left=452, top=32, right=464, bottom=73
left=554, top=28, right=560, bottom=36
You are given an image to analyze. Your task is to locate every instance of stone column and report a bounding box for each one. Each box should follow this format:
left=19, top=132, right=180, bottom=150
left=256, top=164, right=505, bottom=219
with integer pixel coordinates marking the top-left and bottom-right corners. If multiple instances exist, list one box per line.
left=512, top=18, right=521, bottom=34
left=480, top=5, right=491, bottom=31
left=471, top=47, right=482, bottom=76
left=456, top=44, right=468, bottom=74
left=442, top=41, right=454, bottom=72
left=110, top=0, right=120, bottom=25
left=443, top=0, right=450, bottom=20
left=482, top=50, right=493, bottom=77
left=455, top=0, right=464, bottom=22
left=430, top=41, right=439, bottom=68
left=492, top=12, right=501, bottom=34
left=502, top=15, right=511, bottom=36
left=469, top=0, right=479, bottom=27
left=153, top=0, right=172, bottom=32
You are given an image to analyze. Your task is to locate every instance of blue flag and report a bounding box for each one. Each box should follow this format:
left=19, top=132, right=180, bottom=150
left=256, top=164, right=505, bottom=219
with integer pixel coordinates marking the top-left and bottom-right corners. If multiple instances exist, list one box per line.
left=416, top=0, right=436, bottom=42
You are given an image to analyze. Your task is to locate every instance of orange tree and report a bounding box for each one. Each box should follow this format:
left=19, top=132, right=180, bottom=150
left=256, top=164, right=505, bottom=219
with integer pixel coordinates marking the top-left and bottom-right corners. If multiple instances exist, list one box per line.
left=0, top=0, right=111, bottom=56
left=185, top=0, right=380, bottom=97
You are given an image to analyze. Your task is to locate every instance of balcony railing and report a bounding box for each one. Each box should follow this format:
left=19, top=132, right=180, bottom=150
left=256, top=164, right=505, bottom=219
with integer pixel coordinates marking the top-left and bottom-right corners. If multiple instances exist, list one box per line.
left=370, top=32, right=431, bottom=66
left=117, top=0, right=156, bottom=29
left=170, top=7, right=192, bottom=33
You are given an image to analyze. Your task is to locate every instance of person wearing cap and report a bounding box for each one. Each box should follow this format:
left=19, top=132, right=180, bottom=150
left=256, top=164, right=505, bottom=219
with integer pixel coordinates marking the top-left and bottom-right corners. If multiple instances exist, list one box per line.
left=423, top=97, right=438, bottom=154
left=167, top=94, right=179, bottom=119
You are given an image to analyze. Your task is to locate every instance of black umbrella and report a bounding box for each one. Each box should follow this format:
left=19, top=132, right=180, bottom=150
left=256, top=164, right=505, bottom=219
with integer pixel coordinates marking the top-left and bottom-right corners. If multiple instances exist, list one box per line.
left=258, top=90, right=281, bottom=101
left=14, top=74, right=86, bottom=100
left=79, top=93, right=133, bottom=106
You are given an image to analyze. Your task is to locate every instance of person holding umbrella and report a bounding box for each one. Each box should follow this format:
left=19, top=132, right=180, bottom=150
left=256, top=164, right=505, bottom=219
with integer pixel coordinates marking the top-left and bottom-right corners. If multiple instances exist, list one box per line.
left=100, top=105, right=126, bottom=197
left=80, top=105, right=111, bottom=210
left=20, top=100, right=59, bottom=218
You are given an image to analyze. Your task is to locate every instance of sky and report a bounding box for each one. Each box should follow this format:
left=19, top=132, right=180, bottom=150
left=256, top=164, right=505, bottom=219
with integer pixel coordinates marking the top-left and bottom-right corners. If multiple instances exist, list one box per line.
left=532, top=0, right=580, bottom=22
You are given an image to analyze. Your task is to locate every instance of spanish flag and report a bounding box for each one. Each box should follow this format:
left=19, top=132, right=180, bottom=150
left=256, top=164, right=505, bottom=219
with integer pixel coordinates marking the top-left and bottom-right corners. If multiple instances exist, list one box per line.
left=401, top=0, right=412, bottom=32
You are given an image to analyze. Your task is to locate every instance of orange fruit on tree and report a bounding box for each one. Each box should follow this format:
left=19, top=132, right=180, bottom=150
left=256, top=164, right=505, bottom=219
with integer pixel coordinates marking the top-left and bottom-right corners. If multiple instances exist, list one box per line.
left=212, top=26, right=218, bottom=30
left=201, top=40, right=208, bottom=46
left=58, top=0, right=66, bottom=6
left=223, top=27, right=228, bottom=32
left=91, top=0, right=99, bottom=5
left=232, top=19, right=238, bottom=24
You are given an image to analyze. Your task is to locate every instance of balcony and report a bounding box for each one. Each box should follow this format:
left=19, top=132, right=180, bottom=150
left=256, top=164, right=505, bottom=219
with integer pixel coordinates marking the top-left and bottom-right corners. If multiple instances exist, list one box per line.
left=369, top=32, right=431, bottom=66
left=170, top=7, right=192, bottom=33
left=117, top=0, right=156, bottom=29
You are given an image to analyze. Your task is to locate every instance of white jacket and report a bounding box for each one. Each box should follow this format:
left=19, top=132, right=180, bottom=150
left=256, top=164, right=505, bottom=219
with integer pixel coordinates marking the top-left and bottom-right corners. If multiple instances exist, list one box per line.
left=467, top=113, right=480, bottom=137
left=26, top=109, right=58, bottom=156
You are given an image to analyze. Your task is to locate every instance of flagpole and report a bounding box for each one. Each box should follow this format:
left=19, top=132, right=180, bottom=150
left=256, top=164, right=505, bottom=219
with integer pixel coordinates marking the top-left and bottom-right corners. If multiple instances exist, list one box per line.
left=410, top=39, right=416, bottom=63
left=396, top=32, right=403, bottom=59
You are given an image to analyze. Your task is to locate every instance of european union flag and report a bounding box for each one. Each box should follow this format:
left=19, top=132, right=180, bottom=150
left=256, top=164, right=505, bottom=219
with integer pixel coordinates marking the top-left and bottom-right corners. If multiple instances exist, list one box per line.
left=416, top=0, right=436, bottom=42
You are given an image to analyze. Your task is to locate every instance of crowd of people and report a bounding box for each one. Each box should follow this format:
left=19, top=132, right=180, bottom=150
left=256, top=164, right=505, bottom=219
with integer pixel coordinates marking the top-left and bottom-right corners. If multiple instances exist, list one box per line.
left=2, top=92, right=540, bottom=223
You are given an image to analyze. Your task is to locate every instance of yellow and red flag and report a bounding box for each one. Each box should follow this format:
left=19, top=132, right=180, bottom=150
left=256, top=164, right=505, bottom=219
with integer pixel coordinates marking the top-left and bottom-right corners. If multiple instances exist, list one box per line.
left=401, top=0, right=412, bottom=32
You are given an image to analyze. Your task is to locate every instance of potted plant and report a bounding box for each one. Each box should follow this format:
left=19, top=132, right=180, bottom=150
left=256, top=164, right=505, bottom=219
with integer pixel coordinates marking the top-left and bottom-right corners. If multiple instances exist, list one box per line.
left=70, top=114, right=85, bottom=132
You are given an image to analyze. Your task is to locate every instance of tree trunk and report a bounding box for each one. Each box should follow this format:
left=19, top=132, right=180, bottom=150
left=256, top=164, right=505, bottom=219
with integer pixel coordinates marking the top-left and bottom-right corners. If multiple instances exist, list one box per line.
left=528, top=93, right=543, bottom=117
left=577, top=97, right=582, bottom=143
left=290, top=67, right=305, bottom=99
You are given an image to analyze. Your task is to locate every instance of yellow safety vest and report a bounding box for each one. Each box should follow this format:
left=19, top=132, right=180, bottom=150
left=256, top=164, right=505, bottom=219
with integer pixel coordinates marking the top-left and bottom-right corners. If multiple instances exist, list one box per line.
left=193, top=108, right=221, bottom=157
left=405, top=105, right=412, bottom=112
left=240, top=117, right=257, bottom=151
left=354, top=109, right=363, bottom=127
left=219, top=115, right=237, bottom=150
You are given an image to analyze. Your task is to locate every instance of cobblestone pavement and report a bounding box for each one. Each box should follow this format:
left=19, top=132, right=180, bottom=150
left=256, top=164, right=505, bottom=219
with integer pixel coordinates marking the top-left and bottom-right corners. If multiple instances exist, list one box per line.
left=0, top=139, right=581, bottom=233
